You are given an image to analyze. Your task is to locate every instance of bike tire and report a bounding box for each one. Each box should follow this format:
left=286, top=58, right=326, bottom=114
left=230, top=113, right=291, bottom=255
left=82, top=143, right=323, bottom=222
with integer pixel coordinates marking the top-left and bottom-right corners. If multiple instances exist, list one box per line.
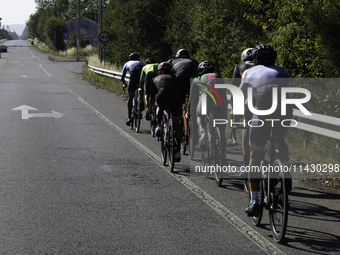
left=243, top=179, right=250, bottom=197
left=182, top=117, right=188, bottom=155
left=168, top=117, right=175, bottom=172
left=150, top=107, right=156, bottom=137
left=269, top=159, right=289, bottom=243
left=188, top=119, right=195, bottom=160
left=160, top=117, right=167, bottom=166
left=135, top=97, right=141, bottom=133
left=130, top=114, right=134, bottom=130
left=200, top=143, right=210, bottom=178
left=213, top=127, right=224, bottom=187
left=251, top=179, right=264, bottom=226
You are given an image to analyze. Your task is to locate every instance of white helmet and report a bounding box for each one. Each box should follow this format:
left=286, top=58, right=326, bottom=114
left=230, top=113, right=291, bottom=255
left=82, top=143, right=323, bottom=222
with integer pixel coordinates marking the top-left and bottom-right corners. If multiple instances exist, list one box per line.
left=241, top=48, right=255, bottom=62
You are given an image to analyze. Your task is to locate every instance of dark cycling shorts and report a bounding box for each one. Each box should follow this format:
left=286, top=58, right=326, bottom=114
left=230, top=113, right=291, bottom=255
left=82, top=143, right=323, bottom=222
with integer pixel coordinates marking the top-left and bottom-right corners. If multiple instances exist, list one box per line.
left=156, top=88, right=182, bottom=117
left=249, top=107, right=293, bottom=151
left=177, top=75, right=196, bottom=104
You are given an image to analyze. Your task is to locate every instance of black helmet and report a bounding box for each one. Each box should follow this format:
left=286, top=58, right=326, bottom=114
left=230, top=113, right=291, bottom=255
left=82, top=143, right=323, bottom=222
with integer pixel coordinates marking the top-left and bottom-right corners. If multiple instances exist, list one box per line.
left=158, top=62, right=172, bottom=74
left=175, top=48, right=190, bottom=59
left=252, top=44, right=277, bottom=65
left=241, top=48, right=255, bottom=62
left=197, top=61, right=214, bottom=74
left=129, top=52, right=140, bottom=60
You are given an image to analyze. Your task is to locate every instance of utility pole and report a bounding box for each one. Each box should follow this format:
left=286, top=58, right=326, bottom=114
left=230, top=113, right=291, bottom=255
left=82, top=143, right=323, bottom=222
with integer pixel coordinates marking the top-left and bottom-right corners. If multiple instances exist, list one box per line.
left=76, top=0, right=80, bottom=61
left=99, top=0, right=102, bottom=62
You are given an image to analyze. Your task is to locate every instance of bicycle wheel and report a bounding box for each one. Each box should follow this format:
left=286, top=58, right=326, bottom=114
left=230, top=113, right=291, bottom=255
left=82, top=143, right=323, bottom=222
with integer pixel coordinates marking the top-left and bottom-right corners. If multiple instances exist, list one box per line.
left=160, top=117, right=167, bottom=166
left=130, top=113, right=135, bottom=130
left=200, top=142, right=210, bottom=178
left=168, top=117, right=175, bottom=172
left=269, top=159, right=289, bottom=243
left=188, top=119, right=195, bottom=160
left=243, top=179, right=250, bottom=197
left=181, top=117, right=188, bottom=155
left=251, top=179, right=264, bottom=226
left=212, top=127, right=224, bottom=187
left=135, top=97, right=141, bottom=133
left=150, top=106, right=156, bottom=137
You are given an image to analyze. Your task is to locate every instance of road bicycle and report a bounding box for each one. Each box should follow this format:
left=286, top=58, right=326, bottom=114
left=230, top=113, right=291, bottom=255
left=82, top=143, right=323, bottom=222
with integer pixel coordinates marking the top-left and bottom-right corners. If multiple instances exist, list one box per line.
left=243, top=129, right=290, bottom=243
left=201, top=115, right=225, bottom=186
left=131, top=89, right=143, bottom=133
left=160, top=107, right=176, bottom=172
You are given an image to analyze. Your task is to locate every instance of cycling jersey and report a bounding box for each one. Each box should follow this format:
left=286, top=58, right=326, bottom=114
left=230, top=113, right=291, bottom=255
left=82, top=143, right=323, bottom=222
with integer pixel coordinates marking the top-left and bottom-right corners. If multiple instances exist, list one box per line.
left=172, top=58, right=198, bottom=104
left=122, top=60, right=145, bottom=93
left=190, top=73, right=228, bottom=118
left=239, top=65, right=291, bottom=151
left=140, top=63, right=159, bottom=95
left=152, top=74, right=182, bottom=117
left=172, top=58, right=198, bottom=77
left=240, top=65, right=290, bottom=108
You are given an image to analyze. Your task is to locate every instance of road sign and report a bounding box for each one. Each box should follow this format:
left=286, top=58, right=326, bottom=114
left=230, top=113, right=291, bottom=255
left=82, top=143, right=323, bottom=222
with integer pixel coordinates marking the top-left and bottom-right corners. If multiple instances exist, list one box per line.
left=63, top=33, right=69, bottom=39
left=63, top=39, right=70, bottom=45
left=100, top=43, right=110, bottom=49
left=99, top=31, right=110, bottom=43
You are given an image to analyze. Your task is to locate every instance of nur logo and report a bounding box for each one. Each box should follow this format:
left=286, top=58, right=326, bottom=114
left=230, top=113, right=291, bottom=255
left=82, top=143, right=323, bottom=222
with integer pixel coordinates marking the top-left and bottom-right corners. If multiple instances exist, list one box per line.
left=198, top=74, right=223, bottom=115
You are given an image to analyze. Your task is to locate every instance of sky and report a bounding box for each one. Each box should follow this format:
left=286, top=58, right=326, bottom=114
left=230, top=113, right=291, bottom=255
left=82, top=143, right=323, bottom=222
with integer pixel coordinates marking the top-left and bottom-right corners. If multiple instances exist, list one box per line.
left=0, top=0, right=37, bottom=34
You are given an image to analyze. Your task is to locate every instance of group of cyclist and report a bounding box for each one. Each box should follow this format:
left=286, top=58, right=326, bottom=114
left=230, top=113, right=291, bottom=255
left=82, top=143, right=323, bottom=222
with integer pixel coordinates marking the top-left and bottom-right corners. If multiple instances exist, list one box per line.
left=121, top=44, right=292, bottom=217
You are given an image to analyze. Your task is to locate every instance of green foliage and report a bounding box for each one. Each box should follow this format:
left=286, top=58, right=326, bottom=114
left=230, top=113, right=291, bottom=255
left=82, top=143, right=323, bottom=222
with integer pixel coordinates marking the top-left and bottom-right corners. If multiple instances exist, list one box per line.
left=0, top=29, right=13, bottom=40
left=43, top=16, right=67, bottom=51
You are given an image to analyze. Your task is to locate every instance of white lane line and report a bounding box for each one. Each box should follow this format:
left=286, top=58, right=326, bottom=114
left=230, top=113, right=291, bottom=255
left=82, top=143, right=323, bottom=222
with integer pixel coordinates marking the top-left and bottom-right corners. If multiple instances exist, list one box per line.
left=39, top=64, right=53, bottom=77
left=63, top=84, right=285, bottom=255
left=30, top=51, right=36, bottom=58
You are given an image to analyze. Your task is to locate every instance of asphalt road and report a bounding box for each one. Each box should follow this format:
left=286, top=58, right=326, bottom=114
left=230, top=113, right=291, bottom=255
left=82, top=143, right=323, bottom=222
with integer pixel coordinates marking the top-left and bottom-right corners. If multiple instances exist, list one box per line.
left=0, top=40, right=339, bottom=255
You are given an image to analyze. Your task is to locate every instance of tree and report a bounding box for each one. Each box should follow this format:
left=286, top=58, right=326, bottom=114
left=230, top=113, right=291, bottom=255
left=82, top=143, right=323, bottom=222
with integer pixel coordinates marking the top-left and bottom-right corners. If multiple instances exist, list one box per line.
left=43, top=16, right=67, bottom=50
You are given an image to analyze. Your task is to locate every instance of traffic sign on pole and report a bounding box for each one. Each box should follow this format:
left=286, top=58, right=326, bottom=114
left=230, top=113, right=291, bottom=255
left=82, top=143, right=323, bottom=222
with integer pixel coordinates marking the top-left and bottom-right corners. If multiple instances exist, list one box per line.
left=100, top=43, right=110, bottom=49
left=99, top=31, right=110, bottom=43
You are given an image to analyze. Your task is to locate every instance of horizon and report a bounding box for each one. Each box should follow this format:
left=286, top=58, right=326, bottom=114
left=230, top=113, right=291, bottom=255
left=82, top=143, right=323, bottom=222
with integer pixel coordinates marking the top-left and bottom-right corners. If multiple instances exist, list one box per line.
left=1, top=24, right=27, bottom=36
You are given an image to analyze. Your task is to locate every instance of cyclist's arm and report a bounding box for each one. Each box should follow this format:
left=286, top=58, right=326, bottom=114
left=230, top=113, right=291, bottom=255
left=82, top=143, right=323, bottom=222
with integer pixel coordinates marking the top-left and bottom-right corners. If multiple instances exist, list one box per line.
left=121, top=65, right=129, bottom=87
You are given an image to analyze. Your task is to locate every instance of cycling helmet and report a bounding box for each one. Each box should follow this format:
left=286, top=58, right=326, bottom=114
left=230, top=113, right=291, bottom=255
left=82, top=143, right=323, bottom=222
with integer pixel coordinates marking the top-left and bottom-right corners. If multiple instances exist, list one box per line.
left=241, top=48, right=255, bottom=62
left=129, top=52, right=140, bottom=60
left=252, top=44, right=277, bottom=65
left=197, top=61, right=214, bottom=74
left=175, top=48, right=190, bottom=59
left=158, top=62, right=172, bottom=74
left=145, top=57, right=155, bottom=64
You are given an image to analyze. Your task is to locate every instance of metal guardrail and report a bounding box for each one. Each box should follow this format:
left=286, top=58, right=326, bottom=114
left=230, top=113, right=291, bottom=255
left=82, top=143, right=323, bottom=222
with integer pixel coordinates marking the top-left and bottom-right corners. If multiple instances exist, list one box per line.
left=88, top=64, right=129, bottom=80
left=88, top=64, right=340, bottom=140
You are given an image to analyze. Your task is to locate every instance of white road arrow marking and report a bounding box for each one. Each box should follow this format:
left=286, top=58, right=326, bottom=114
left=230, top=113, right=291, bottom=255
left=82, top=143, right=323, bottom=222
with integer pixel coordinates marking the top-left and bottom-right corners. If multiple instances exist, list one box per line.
left=12, top=105, right=65, bottom=119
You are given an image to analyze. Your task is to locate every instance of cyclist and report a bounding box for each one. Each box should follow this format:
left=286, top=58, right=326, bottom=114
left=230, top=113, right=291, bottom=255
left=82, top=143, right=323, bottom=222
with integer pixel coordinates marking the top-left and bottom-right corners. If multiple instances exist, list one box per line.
left=239, top=44, right=292, bottom=216
left=188, top=61, right=228, bottom=151
left=231, top=48, right=255, bottom=177
left=152, top=62, right=183, bottom=162
left=139, top=57, right=159, bottom=120
left=171, top=49, right=199, bottom=105
left=121, top=52, right=145, bottom=126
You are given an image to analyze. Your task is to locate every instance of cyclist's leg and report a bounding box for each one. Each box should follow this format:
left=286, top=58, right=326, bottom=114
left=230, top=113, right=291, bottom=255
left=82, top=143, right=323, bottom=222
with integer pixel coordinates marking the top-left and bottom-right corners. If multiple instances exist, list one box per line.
left=196, top=94, right=208, bottom=146
left=246, top=115, right=270, bottom=216
left=275, top=124, right=292, bottom=193
left=155, top=92, right=166, bottom=137
left=171, top=102, right=183, bottom=161
left=126, top=89, right=135, bottom=126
